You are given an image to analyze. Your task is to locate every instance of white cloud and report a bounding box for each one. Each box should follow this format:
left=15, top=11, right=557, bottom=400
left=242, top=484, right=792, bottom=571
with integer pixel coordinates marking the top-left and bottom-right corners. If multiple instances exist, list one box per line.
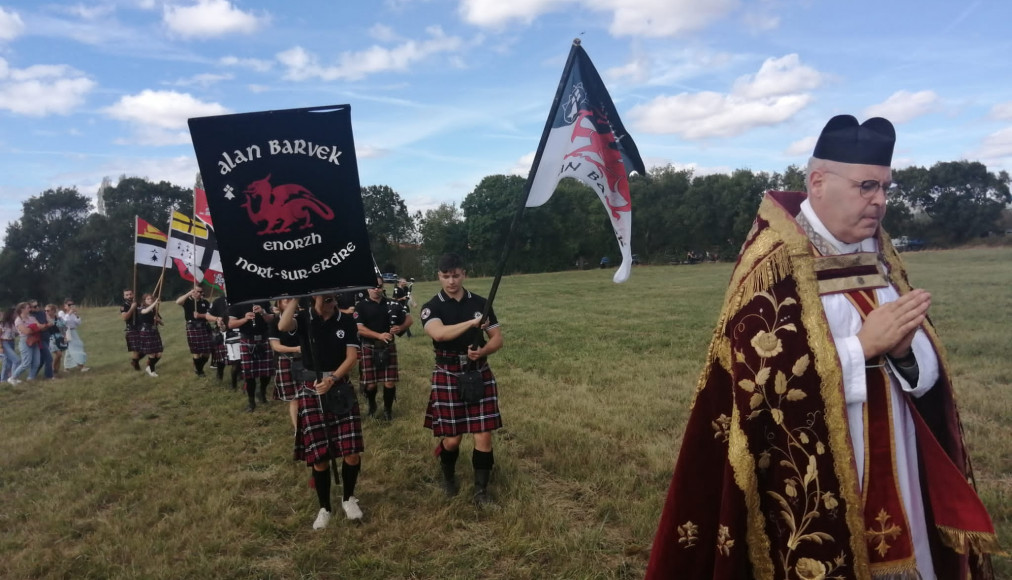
left=220, top=55, right=273, bottom=72
left=459, top=0, right=738, bottom=37
left=0, top=7, right=26, bottom=42
left=278, top=26, right=463, bottom=82
left=104, top=89, right=230, bottom=145
left=731, top=54, right=822, bottom=99
left=989, top=101, right=1012, bottom=121
left=785, top=136, right=817, bottom=157
left=741, top=9, right=779, bottom=33
left=370, top=23, right=399, bottom=42
left=163, top=0, right=266, bottom=39
left=972, top=126, right=1012, bottom=163
left=863, top=90, right=940, bottom=124
left=0, top=58, right=95, bottom=116
left=169, top=72, right=233, bottom=89
left=628, top=54, right=823, bottom=139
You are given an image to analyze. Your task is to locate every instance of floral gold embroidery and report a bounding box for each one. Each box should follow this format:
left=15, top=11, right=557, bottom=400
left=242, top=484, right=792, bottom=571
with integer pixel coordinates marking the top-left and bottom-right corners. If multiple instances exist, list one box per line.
left=677, top=521, right=699, bottom=548
left=716, top=524, right=735, bottom=556
left=866, top=508, right=903, bottom=558
left=733, top=288, right=835, bottom=574
left=712, top=414, right=731, bottom=443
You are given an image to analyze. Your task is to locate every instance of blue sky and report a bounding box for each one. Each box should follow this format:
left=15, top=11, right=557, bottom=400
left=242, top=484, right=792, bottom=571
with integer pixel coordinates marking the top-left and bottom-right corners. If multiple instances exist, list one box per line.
left=2, top=0, right=1011, bottom=239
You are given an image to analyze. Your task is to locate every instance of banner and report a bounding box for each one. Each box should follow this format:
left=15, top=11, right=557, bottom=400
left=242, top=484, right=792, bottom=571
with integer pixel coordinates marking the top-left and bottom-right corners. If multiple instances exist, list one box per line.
left=194, top=187, right=213, bottom=227
left=526, top=40, right=646, bottom=283
left=187, top=105, right=376, bottom=304
left=168, top=211, right=224, bottom=287
left=135, top=217, right=168, bottom=267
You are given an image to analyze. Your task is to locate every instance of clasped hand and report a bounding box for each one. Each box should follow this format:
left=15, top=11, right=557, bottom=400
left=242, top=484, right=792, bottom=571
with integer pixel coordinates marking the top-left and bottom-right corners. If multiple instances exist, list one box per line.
left=857, top=289, right=930, bottom=360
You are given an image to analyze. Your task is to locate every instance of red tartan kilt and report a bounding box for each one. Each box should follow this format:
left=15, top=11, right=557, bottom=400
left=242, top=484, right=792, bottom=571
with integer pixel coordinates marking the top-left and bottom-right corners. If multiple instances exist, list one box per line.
left=359, top=342, right=399, bottom=386
left=136, top=326, right=163, bottom=354
left=185, top=324, right=214, bottom=354
left=124, top=329, right=142, bottom=352
left=273, top=355, right=298, bottom=401
left=293, top=379, right=364, bottom=465
left=212, top=341, right=228, bottom=366
left=239, top=337, right=274, bottom=379
left=424, top=353, right=502, bottom=437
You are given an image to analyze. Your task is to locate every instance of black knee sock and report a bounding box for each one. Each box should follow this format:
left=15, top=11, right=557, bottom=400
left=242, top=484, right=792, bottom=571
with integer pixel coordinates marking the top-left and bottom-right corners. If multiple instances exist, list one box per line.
left=472, top=449, right=494, bottom=471
left=383, top=386, right=396, bottom=411
left=230, top=366, right=240, bottom=389
left=259, top=376, right=270, bottom=395
left=440, top=441, right=459, bottom=467
left=341, top=460, right=361, bottom=501
left=192, top=358, right=201, bottom=372
left=366, top=388, right=377, bottom=406
left=216, top=364, right=225, bottom=380
left=245, top=379, right=256, bottom=403
left=196, top=356, right=208, bottom=373
left=148, top=357, right=159, bottom=371
left=312, top=468, right=332, bottom=511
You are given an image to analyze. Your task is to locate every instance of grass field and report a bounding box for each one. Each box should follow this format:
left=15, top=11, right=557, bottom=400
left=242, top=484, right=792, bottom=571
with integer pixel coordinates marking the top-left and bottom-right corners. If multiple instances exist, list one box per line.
left=1, top=247, right=1010, bottom=579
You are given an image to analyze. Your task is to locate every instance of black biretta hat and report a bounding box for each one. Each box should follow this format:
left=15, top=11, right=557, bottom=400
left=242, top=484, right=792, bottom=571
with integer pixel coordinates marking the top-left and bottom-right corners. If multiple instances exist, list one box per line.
left=812, top=115, right=895, bottom=166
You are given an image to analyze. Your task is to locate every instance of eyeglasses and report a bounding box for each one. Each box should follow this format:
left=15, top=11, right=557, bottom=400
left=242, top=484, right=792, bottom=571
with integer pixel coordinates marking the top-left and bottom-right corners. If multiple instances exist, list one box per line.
left=822, top=170, right=892, bottom=198
left=323, top=297, right=336, bottom=304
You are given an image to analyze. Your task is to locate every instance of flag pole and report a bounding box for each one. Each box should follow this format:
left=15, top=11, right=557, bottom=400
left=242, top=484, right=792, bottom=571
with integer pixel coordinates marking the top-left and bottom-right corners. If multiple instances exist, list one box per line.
left=478, top=39, right=582, bottom=324
left=153, top=209, right=175, bottom=302
left=132, top=215, right=139, bottom=302
left=191, top=189, right=199, bottom=289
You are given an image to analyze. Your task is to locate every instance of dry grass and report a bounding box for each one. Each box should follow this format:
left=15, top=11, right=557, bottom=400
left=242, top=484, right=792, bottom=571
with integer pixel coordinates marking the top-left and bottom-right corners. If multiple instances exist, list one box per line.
left=0, top=246, right=1009, bottom=578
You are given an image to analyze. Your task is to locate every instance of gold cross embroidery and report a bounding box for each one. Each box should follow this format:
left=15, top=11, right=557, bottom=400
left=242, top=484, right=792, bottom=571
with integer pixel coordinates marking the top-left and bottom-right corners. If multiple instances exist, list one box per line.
left=866, top=509, right=903, bottom=558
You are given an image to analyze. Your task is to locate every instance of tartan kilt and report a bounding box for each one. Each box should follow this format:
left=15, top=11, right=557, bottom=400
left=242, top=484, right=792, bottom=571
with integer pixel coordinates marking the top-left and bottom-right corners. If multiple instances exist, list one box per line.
left=273, top=354, right=299, bottom=401
left=424, top=354, right=502, bottom=437
left=136, top=326, right=163, bottom=354
left=358, top=341, right=399, bottom=387
left=211, top=340, right=228, bottom=366
left=185, top=323, right=214, bottom=355
left=293, top=379, right=364, bottom=465
left=239, top=337, right=274, bottom=379
left=124, top=329, right=142, bottom=353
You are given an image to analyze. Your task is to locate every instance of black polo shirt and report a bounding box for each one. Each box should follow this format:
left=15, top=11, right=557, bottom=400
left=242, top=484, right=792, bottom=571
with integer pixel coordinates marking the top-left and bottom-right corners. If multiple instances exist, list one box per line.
left=229, top=301, right=271, bottom=338
left=182, top=298, right=210, bottom=324
left=419, top=289, right=498, bottom=352
left=337, top=289, right=365, bottom=311
left=292, top=309, right=358, bottom=372
left=354, top=297, right=394, bottom=334
left=121, top=300, right=138, bottom=330
left=270, top=316, right=302, bottom=349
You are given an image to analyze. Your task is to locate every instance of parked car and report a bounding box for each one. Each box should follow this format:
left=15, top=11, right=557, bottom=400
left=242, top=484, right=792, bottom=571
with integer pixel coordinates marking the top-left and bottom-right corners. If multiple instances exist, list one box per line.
left=382, top=272, right=399, bottom=284
left=893, top=236, right=926, bottom=252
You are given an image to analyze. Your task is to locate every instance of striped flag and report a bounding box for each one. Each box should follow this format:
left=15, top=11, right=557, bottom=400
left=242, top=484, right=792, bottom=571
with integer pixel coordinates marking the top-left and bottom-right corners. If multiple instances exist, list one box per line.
left=168, top=211, right=223, bottom=285
left=134, top=217, right=168, bottom=266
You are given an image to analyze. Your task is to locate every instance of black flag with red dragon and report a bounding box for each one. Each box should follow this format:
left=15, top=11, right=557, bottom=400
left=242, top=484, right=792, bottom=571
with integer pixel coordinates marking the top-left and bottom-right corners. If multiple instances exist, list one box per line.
left=187, top=105, right=376, bottom=304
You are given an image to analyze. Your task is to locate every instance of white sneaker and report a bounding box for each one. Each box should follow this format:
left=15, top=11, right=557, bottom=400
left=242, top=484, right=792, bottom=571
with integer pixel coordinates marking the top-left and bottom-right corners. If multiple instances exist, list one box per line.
left=312, top=508, right=331, bottom=529
left=341, top=497, right=363, bottom=520
left=7, top=377, right=19, bottom=385
left=145, top=367, right=158, bottom=377
left=80, top=367, right=90, bottom=372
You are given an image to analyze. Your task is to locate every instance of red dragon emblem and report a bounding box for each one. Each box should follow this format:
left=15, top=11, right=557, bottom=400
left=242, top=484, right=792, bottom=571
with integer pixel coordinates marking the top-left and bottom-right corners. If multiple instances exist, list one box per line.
left=564, top=108, right=632, bottom=218
left=241, top=174, right=335, bottom=235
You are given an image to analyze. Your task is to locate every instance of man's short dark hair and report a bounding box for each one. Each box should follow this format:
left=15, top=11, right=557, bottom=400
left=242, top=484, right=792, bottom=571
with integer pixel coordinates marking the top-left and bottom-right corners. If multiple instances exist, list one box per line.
left=437, top=253, right=465, bottom=273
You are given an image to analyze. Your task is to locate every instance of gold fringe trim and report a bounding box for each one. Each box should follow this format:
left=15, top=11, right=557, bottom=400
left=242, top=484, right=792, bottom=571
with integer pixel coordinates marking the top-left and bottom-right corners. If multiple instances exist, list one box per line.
left=870, top=571, right=921, bottom=580
left=936, top=525, right=1003, bottom=555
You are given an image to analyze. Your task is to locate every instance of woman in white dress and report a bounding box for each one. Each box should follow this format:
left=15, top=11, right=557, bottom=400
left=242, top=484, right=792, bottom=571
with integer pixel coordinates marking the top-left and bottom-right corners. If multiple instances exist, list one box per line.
left=60, top=300, right=89, bottom=372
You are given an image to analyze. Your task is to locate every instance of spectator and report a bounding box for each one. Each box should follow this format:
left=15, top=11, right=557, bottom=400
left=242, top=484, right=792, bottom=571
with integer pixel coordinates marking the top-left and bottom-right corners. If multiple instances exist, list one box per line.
left=45, top=304, right=68, bottom=375
left=1, top=307, right=20, bottom=384
left=28, top=300, right=54, bottom=379
left=12, top=302, right=44, bottom=382
left=60, top=300, right=89, bottom=372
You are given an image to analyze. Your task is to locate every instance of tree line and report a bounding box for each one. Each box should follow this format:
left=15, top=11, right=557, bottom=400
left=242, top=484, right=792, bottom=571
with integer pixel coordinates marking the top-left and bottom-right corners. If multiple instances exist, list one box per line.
left=2, top=161, right=1008, bottom=305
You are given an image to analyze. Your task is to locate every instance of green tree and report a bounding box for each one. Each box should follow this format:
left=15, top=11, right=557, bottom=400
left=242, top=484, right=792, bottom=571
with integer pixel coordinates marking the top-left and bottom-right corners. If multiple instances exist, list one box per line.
left=461, top=175, right=525, bottom=276
left=417, top=203, right=467, bottom=274
left=893, top=162, right=1011, bottom=244
left=360, top=185, right=414, bottom=270
left=0, top=187, right=92, bottom=303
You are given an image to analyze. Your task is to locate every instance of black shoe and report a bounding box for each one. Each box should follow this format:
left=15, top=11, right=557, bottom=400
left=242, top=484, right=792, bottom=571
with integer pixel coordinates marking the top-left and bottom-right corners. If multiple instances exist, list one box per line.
left=257, top=393, right=268, bottom=404
left=473, top=468, right=493, bottom=505
left=441, top=476, right=459, bottom=497
left=131, top=359, right=140, bottom=371
left=382, top=409, right=392, bottom=421
left=246, top=402, right=255, bottom=413
left=195, top=371, right=206, bottom=378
